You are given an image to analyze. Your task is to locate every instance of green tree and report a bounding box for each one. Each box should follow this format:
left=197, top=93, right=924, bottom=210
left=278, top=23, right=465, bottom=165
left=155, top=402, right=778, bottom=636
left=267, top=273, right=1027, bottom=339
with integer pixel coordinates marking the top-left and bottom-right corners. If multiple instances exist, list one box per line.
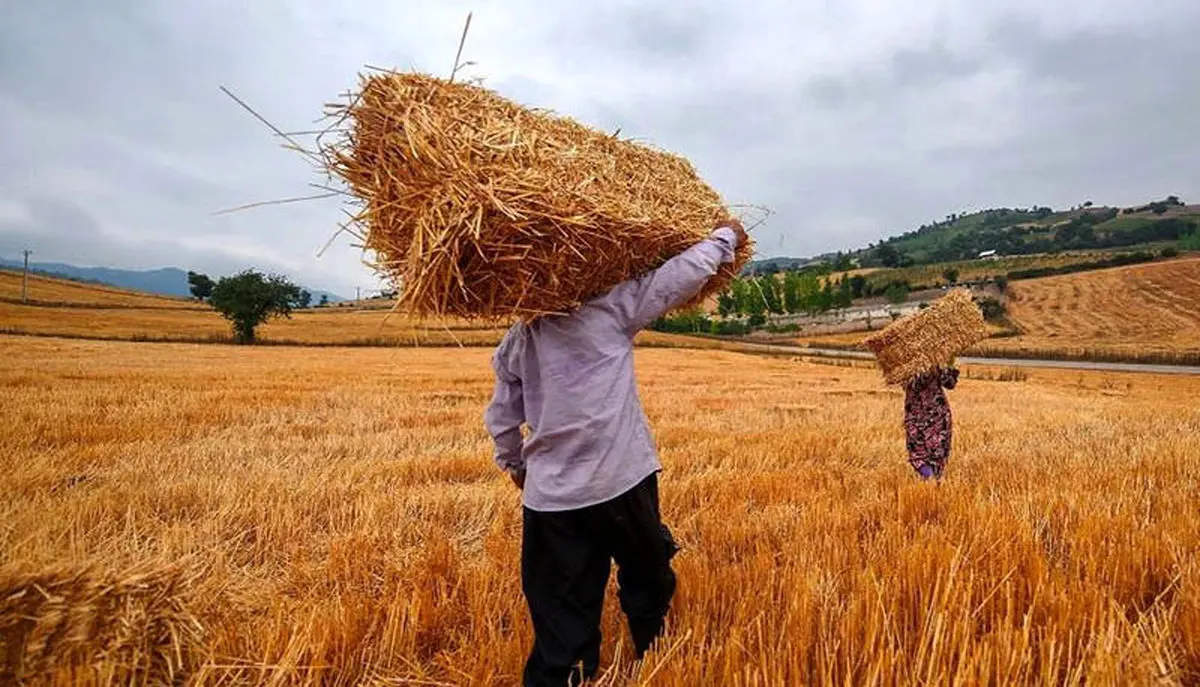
left=742, top=279, right=767, bottom=318
left=833, top=252, right=854, bottom=271
left=187, top=271, right=215, bottom=301
left=977, top=296, right=1007, bottom=322
left=1181, top=231, right=1200, bottom=251
left=758, top=274, right=783, bottom=315
left=319, top=294, right=330, bottom=307
left=717, top=289, right=738, bottom=317
left=782, top=272, right=803, bottom=314
left=994, top=275, right=1010, bottom=293
left=795, top=272, right=822, bottom=315
left=297, top=290, right=312, bottom=309
left=942, top=268, right=959, bottom=285
left=876, top=244, right=902, bottom=268
left=849, top=275, right=868, bottom=299
left=209, top=270, right=302, bottom=344
left=835, top=277, right=853, bottom=309
left=884, top=282, right=909, bottom=305
left=816, top=280, right=834, bottom=312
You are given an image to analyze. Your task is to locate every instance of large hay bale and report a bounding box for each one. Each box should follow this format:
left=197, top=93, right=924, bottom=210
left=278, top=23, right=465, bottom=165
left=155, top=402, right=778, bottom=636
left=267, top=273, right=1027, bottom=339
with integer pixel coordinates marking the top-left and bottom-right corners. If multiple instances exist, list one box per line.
left=321, top=71, right=754, bottom=321
left=864, top=289, right=988, bottom=385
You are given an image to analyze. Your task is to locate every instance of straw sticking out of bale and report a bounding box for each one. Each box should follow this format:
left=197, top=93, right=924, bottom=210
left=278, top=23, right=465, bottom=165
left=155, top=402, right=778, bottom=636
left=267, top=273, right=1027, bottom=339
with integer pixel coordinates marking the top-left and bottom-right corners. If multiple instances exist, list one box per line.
left=320, top=71, right=754, bottom=321
left=0, top=561, right=205, bottom=682
left=864, top=289, right=989, bottom=385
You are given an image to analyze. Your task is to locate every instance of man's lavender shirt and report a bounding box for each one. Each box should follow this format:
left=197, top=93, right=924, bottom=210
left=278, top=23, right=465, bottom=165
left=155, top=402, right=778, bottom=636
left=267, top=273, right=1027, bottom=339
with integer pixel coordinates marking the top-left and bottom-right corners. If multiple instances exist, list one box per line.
left=483, top=227, right=741, bottom=512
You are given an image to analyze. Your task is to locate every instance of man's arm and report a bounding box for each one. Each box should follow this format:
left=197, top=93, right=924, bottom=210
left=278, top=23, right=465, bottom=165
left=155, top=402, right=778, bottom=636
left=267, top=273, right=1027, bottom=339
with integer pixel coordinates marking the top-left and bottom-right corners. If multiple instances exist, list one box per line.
left=600, top=222, right=745, bottom=334
left=483, top=352, right=526, bottom=480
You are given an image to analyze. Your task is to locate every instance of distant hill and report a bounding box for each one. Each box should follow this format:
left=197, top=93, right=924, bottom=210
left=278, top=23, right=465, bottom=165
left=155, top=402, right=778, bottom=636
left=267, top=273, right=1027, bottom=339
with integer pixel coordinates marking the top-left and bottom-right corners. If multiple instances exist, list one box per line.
left=850, top=197, right=1199, bottom=268
left=0, top=259, right=345, bottom=303
left=743, top=256, right=818, bottom=275
left=744, top=197, right=1198, bottom=275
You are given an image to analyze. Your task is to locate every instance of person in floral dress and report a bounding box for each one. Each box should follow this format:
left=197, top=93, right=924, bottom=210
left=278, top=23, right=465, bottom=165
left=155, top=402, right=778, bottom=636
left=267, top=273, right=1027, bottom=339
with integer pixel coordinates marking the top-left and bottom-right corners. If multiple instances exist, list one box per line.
left=903, top=365, right=959, bottom=480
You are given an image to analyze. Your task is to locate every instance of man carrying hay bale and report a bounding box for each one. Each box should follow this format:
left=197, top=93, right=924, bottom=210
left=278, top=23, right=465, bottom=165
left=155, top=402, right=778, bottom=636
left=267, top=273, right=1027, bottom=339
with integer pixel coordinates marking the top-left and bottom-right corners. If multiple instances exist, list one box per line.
left=863, top=289, right=988, bottom=481
left=485, top=220, right=747, bottom=685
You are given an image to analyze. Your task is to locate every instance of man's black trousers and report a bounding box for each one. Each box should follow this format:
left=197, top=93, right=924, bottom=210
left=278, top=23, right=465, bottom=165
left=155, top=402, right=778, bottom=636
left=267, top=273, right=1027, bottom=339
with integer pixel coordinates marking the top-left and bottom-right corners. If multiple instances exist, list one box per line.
left=520, top=473, right=680, bottom=687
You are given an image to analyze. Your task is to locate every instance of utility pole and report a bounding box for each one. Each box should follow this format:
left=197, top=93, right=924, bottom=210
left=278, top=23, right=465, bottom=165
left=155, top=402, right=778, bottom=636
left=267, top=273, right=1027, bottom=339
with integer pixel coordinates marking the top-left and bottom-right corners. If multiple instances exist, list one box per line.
left=356, top=286, right=361, bottom=302
left=21, top=250, right=32, bottom=303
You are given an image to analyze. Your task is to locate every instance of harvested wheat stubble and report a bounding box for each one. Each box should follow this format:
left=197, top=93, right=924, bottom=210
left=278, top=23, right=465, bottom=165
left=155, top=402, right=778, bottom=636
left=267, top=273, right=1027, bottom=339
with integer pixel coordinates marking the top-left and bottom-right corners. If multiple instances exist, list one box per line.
left=864, top=288, right=989, bottom=385
left=0, top=560, right=205, bottom=683
left=321, top=71, right=754, bottom=321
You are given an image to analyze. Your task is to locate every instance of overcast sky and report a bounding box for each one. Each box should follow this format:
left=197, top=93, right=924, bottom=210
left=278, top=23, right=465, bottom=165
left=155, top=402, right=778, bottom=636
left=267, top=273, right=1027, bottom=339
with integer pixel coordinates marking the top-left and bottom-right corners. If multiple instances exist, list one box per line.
left=2, top=1, right=1198, bottom=297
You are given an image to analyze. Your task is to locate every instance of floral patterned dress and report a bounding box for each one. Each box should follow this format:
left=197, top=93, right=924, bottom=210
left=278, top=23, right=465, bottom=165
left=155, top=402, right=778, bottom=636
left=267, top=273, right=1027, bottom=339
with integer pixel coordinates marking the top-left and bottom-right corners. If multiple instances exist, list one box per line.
left=903, top=366, right=959, bottom=479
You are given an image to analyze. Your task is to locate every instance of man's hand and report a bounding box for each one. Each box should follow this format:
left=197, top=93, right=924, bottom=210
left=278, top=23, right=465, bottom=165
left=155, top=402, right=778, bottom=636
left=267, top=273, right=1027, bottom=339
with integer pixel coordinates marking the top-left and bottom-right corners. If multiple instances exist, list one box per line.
left=719, top=218, right=748, bottom=248
left=509, top=468, right=526, bottom=490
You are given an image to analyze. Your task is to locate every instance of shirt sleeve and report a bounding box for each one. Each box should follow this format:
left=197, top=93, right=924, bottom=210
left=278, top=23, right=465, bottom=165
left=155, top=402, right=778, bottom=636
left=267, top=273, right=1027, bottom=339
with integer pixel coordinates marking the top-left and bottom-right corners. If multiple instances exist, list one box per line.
left=483, top=348, right=525, bottom=474
left=598, top=226, right=741, bottom=335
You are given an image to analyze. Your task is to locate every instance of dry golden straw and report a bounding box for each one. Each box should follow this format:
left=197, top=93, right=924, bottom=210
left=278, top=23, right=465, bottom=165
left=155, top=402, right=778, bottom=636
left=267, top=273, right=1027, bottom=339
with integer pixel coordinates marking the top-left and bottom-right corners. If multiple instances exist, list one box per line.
left=0, top=560, right=205, bottom=683
left=864, top=288, right=989, bottom=385
left=320, top=71, right=754, bottom=321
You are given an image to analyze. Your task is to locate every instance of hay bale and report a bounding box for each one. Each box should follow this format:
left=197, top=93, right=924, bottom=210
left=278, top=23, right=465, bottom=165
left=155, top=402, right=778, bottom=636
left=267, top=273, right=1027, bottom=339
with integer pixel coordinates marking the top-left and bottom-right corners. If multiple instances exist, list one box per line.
left=863, top=289, right=988, bottom=385
left=321, top=71, right=754, bottom=321
left=0, top=561, right=205, bottom=682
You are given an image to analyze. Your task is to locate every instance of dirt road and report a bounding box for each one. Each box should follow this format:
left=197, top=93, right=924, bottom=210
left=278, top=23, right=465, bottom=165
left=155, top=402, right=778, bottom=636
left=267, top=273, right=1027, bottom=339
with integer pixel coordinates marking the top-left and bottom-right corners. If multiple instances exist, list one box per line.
left=723, top=341, right=1200, bottom=376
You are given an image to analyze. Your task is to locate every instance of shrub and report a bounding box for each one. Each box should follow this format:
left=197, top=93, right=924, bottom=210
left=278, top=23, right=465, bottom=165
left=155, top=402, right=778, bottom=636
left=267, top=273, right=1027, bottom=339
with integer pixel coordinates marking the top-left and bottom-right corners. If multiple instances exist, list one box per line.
left=976, top=296, right=1007, bottom=322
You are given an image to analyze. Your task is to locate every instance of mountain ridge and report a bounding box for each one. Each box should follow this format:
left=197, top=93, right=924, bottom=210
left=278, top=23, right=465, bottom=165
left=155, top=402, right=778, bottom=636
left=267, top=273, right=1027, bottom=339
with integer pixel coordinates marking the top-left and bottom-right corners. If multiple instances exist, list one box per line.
left=0, top=259, right=346, bottom=303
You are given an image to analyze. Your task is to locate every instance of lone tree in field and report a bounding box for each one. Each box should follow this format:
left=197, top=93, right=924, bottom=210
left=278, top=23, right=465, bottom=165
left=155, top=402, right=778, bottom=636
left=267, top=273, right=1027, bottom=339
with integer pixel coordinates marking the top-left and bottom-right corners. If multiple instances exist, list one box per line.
left=187, top=271, right=215, bottom=301
left=942, top=268, right=960, bottom=285
left=208, top=270, right=301, bottom=344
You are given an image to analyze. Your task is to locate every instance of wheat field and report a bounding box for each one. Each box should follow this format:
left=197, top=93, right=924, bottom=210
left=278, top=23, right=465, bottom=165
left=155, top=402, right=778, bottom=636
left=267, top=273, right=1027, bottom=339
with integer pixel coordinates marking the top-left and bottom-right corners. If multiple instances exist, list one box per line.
left=794, top=258, right=1200, bottom=364
left=2, top=334, right=1198, bottom=685
left=0, top=270, right=199, bottom=309
left=979, top=258, right=1200, bottom=360
left=0, top=300, right=513, bottom=346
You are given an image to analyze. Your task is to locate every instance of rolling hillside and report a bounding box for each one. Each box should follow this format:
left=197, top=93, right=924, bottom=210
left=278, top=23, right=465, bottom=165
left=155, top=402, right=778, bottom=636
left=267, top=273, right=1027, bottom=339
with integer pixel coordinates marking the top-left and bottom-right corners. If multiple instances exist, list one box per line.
left=854, top=198, right=1198, bottom=267
left=0, top=259, right=346, bottom=303
left=0, top=269, right=200, bottom=309
left=791, top=258, right=1200, bottom=364
left=977, top=257, right=1200, bottom=361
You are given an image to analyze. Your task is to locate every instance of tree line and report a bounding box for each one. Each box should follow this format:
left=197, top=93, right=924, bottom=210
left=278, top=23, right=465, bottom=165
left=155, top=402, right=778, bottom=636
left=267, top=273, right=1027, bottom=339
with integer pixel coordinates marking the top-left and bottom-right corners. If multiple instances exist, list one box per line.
left=861, top=197, right=1192, bottom=266
left=716, top=272, right=867, bottom=323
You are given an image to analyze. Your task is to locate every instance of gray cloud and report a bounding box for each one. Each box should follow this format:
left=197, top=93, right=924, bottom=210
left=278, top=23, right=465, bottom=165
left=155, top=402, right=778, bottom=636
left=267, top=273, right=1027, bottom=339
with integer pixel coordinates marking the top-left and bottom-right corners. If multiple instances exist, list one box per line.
left=2, top=0, right=1199, bottom=296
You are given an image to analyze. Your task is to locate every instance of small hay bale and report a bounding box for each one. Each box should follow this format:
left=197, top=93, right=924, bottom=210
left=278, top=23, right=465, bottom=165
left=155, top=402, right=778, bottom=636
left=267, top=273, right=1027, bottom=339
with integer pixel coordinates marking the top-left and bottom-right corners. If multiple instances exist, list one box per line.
left=0, top=561, right=205, bottom=683
left=863, top=289, right=988, bottom=385
left=321, top=71, right=754, bottom=321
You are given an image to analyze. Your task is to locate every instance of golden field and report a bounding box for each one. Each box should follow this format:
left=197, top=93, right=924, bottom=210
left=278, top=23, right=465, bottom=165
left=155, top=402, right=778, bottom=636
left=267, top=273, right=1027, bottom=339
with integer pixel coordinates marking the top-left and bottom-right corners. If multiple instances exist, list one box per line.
left=2, top=335, right=1198, bottom=685
left=0, top=269, right=199, bottom=309
left=976, top=258, right=1200, bottom=361
left=796, top=258, right=1200, bottom=364
left=856, top=253, right=1138, bottom=292
left=0, top=271, right=506, bottom=346
left=8, top=260, right=1200, bottom=364
left=0, top=273, right=765, bottom=352
left=0, top=299, right=509, bottom=346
